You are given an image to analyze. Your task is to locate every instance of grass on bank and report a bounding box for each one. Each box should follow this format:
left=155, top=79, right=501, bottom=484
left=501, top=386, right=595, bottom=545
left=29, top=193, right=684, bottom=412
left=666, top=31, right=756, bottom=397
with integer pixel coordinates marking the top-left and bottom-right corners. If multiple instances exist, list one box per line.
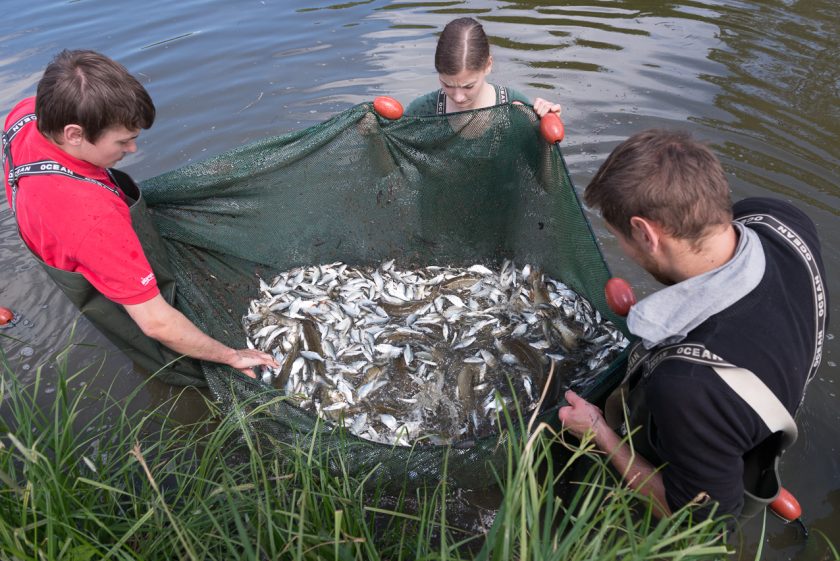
left=0, top=343, right=820, bottom=561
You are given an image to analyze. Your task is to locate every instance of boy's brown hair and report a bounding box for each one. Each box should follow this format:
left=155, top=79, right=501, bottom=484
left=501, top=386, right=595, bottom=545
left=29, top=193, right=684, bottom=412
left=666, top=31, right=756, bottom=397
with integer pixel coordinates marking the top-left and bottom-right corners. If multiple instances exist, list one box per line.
left=584, top=129, right=733, bottom=242
left=35, top=49, right=155, bottom=143
left=434, top=17, right=490, bottom=75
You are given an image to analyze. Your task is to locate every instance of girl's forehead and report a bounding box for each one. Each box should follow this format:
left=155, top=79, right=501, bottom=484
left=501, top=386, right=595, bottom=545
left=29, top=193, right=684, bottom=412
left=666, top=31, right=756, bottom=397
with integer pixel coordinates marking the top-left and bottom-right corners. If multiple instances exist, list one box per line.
left=438, top=68, right=486, bottom=87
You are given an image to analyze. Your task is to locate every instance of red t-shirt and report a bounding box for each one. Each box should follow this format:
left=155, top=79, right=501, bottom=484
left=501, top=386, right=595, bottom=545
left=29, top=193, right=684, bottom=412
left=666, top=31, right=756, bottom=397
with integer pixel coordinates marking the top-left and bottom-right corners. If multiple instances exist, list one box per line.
left=4, top=97, right=159, bottom=305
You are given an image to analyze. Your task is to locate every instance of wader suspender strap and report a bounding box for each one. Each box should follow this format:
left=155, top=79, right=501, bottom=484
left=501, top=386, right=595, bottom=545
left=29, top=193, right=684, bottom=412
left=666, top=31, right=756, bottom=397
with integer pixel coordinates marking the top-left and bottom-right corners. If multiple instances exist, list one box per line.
left=736, top=213, right=827, bottom=395
left=2, top=113, right=36, bottom=172
left=435, top=86, right=510, bottom=116
left=621, top=212, right=826, bottom=451
left=3, top=113, right=120, bottom=214
left=436, top=90, right=446, bottom=116
left=626, top=342, right=798, bottom=448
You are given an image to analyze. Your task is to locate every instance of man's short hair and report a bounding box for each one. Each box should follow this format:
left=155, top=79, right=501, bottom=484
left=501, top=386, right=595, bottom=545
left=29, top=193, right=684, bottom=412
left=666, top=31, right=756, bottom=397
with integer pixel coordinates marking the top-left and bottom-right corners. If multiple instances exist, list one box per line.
left=584, top=129, right=732, bottom=242
left=35, top=49, right=155, bottom=143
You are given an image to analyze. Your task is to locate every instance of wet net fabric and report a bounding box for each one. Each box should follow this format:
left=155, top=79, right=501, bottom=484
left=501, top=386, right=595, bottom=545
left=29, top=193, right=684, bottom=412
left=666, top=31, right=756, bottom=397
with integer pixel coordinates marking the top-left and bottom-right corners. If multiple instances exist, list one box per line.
left=141, top=102, right=629, bottom=489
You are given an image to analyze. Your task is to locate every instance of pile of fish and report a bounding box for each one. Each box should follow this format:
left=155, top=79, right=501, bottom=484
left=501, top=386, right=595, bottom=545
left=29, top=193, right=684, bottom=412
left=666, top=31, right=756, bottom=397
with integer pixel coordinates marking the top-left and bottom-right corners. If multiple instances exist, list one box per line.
left=243, top=260, right=628, bottom=446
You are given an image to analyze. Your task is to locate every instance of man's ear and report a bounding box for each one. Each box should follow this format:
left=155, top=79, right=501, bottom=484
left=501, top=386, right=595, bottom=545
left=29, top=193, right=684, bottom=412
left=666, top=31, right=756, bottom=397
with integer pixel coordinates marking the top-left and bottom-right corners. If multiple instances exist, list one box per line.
left=62, top=124, right=85, bottom=146
left=484, top=55, right=493, bottom=75
left=629, top=216, right=661, bottom=252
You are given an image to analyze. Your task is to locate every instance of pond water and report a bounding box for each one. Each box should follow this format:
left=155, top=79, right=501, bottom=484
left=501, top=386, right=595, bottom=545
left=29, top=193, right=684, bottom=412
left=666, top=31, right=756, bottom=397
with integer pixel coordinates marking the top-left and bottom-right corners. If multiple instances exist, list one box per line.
left=1, top=1, right=837, bottom=558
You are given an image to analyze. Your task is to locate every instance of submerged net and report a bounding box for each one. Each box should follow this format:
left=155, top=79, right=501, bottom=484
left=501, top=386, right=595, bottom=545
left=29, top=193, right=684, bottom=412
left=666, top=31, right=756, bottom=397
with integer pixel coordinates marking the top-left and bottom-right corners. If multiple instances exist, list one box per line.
left=141, top=101, right=630, bottom=490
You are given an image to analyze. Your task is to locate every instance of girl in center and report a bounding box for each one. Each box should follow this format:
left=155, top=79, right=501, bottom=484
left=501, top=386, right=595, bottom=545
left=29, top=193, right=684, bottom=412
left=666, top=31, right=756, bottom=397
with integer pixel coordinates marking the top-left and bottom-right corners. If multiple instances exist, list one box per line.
left=405, top=17, right=562, bottom=117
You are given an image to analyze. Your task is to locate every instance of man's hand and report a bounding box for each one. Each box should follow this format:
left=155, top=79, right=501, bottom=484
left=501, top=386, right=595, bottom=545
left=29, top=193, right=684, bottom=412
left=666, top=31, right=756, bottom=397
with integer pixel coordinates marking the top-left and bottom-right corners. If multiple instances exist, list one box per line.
left=533, top=97, right=562, bottom=117
left=559, top=389, right=672, bottom=518
left=558, top=389, right=605, bottom=439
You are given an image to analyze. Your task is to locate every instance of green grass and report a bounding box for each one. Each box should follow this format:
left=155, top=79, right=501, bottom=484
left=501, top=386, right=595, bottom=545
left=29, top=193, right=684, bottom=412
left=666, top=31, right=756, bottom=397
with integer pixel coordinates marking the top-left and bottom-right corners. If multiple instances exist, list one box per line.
left=0, top=344, right=830, bottom=561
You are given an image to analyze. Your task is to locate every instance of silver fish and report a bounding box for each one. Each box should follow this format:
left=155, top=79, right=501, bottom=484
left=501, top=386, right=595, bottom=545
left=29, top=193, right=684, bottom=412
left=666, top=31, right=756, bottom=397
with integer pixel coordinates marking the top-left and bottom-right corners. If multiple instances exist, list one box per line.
left=243, top=260, right=629, bottom=446
left=300, top=350, right=325, bottom=362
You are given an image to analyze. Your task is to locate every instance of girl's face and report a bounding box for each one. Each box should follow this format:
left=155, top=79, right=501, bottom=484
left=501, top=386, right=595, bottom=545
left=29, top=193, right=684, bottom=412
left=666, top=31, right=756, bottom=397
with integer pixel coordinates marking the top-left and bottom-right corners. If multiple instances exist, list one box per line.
left=438, top=58, right=492, bottom=111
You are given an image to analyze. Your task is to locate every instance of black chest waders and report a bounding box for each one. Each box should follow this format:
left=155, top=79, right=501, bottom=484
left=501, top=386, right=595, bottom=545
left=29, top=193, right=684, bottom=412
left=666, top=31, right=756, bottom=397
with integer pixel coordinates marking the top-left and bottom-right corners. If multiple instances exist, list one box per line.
left=608, top=213, right=826, bottom=520
left=434, top=85, right=509, bottom=116
left=3, top=114, right=204, bottom=386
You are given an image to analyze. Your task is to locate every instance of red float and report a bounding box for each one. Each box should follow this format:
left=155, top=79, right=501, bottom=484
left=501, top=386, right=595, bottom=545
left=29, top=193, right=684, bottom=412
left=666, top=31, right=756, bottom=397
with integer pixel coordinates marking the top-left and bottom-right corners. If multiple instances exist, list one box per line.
left=770, top=487, right=802, bottom=522
left=540, top=112, right=565, bottom=144
left=604, top=277, right=636, bottom=317
left=373, top=96, right=404, bottom=120
left=0, top=307, right=14, bottom=326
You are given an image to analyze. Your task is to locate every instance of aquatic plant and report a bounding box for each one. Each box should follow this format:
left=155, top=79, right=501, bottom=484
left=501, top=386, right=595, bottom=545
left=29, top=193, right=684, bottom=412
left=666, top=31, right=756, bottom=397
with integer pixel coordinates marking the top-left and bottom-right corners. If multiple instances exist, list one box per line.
left=1, top=344, right=832, bottom=560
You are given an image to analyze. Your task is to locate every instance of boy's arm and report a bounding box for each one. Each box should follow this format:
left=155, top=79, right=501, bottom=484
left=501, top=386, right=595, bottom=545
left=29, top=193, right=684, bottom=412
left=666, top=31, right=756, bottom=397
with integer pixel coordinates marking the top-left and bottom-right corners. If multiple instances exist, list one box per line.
left=124, top=294, right=278, bottom=377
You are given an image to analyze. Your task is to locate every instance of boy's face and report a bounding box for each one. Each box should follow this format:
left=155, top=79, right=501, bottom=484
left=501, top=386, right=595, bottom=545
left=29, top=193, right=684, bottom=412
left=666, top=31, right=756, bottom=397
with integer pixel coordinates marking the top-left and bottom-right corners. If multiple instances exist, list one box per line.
left=79, top=126, right=140, bottom=168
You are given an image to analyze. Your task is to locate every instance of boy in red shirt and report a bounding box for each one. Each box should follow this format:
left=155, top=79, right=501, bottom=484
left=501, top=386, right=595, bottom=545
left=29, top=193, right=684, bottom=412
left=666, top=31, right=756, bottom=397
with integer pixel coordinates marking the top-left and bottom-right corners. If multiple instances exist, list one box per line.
left=3, top=50, right=277, bottom=378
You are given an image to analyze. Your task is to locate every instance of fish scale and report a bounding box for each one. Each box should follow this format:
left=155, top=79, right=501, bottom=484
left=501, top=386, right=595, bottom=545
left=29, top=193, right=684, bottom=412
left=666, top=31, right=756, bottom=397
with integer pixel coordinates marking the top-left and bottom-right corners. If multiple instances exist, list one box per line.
left=244, top=261, right=628, bottom=446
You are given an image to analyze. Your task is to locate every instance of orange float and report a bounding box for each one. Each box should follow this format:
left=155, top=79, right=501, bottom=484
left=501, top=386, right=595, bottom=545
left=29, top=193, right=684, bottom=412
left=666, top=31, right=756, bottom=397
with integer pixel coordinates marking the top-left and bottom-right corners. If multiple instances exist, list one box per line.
left=373, top=96, right=404, bottom=120
left=540, top=112, right=565, bottom=144
left=770, top=487, right=808, bottom=536
left=604, top=278, right=636, bottom=317
left=770, top=487, right=802, bottom=522
left=0, top=307, right=15, bottom=326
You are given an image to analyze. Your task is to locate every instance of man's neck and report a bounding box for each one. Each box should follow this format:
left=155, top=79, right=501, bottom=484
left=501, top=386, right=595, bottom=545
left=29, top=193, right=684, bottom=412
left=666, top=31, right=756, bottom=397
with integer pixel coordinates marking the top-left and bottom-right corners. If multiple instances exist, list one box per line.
left=665, top=223, right=739, bottom=282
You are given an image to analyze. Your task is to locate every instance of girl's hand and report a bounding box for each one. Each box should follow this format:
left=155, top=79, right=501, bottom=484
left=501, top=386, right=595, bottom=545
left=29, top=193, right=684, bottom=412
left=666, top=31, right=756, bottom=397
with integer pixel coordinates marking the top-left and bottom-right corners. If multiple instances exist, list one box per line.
left=533, top=97, right=562, bottom=117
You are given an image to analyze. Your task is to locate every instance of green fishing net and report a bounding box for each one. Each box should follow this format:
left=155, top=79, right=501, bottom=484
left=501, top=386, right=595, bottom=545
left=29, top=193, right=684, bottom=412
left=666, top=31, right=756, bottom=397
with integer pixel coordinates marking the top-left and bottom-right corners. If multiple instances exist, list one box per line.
left=140, top=101, right=630, bottom=489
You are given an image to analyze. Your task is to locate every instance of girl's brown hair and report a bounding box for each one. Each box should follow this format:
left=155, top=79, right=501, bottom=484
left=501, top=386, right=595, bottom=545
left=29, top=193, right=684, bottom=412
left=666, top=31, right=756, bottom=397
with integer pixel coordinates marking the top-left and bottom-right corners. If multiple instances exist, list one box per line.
left=434, top=18, right=490, bottom=75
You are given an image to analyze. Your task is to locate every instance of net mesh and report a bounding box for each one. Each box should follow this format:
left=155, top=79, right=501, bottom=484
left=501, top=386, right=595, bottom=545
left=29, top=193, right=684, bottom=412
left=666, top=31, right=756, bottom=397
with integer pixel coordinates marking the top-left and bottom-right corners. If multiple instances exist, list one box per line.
left=141, top=101, right=629, bottom=489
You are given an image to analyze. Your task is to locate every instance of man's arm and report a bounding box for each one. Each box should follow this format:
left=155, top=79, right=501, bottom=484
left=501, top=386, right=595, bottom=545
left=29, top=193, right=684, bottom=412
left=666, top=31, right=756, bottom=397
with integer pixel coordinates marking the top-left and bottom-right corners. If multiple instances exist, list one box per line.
left=558, top=389, right=672, bottom=518
left=124, top=294, right=278, bottom=378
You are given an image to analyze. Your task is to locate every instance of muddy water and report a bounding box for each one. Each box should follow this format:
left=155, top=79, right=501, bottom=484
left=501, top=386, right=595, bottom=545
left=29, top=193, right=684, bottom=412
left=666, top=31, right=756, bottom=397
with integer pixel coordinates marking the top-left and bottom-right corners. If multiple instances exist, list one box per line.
left=1, top=1, right=837, bottom=557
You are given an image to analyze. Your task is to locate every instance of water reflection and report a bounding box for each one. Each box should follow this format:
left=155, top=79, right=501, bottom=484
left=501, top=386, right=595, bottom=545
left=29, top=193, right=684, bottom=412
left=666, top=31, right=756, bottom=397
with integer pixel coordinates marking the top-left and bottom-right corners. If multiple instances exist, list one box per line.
left=693, top=1, right=839, bottom=215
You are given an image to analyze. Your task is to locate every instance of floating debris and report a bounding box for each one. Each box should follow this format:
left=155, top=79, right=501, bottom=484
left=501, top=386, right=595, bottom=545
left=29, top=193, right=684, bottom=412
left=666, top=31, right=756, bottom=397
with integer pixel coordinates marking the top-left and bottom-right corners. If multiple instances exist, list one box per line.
left=243, top=260, right=628, bottom=446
